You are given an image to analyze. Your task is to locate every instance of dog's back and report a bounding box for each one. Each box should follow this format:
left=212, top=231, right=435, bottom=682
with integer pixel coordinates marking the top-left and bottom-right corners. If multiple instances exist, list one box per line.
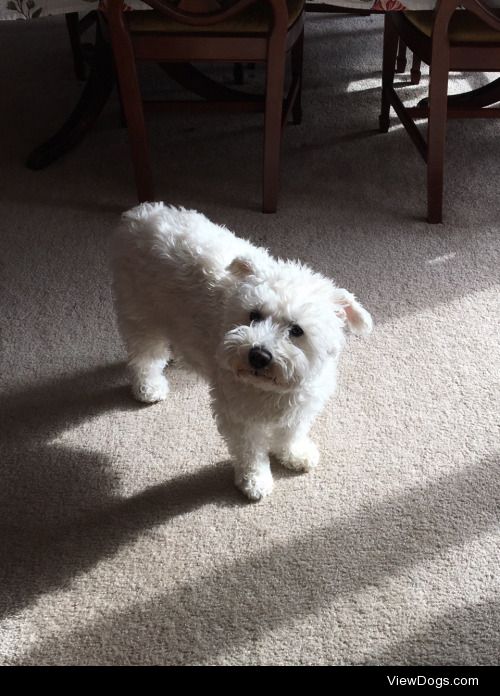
left=114, top=202, right=245, bottom=283
left=111, top=202, right=254, bottom=378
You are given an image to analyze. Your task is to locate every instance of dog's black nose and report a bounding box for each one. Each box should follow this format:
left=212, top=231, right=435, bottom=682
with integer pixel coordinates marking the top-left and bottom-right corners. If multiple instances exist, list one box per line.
left=248, top=346, right=273, bottom=369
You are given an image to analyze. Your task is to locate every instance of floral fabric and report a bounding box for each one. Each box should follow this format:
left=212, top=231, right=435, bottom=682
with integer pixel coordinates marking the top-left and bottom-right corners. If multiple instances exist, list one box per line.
left=0, top=0, right=441, bottom=21
left=5, top=0, right=500, bottom=23
left=1, top=1, right=144, bottom=20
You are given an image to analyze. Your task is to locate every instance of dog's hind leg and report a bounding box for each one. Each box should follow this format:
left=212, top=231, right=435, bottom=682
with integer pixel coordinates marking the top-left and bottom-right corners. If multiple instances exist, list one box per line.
left=119, top=317, right=171, bottom=403
left=129, top=347, right=170, bottom=404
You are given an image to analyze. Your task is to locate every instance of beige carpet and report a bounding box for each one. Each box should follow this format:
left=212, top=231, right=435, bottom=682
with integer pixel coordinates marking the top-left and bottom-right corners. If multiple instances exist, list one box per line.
left=0, top=13, right=499, bottom=665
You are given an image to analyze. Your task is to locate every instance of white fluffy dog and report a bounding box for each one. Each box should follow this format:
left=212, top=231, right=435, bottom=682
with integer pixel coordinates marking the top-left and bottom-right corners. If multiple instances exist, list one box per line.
left=112, top=203, right=372, bottom=501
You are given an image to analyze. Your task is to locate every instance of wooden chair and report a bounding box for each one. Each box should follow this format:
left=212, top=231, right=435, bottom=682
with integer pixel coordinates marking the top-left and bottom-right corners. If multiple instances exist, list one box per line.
left=379, top=0, right=500, bottom=223
left=102, top=0, right=305, bottom=212
left=396, top=39, right=422, bottom=84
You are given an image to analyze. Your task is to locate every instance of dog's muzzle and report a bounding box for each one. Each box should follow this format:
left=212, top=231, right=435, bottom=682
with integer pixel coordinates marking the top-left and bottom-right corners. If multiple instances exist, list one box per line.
left=248, top=346, right=273, bottom=370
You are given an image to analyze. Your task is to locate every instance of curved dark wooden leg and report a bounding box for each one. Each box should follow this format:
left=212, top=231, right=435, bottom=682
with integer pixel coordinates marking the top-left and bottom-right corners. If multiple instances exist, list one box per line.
left=66, top=13, right=87, bottom=81
left=26, top=16, right=115, bottom=171
left=419, top=76, right=500, bottom=109
left=158, top=63, right=262, bottom=103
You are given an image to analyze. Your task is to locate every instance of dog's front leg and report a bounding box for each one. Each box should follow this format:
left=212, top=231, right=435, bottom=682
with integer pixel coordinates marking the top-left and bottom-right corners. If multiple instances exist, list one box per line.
left=223, top=426, right=273, bottom=502
left=271, top=420, right=320, bottom=473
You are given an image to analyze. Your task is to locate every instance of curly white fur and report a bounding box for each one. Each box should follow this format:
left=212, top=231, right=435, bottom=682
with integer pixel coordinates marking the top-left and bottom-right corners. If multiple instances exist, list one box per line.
left=112, top=203, right=373, bottom=501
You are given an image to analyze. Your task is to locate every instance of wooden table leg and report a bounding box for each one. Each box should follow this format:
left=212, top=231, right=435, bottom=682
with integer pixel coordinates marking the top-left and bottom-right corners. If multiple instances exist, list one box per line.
left=418, top=76, right=500, bottom=110
left=26, top=14, right=115, bottom=170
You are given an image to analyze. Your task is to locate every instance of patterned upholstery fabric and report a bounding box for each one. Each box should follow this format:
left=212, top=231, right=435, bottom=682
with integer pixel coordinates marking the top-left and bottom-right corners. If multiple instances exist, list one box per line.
left=127, top=0, right=304, bottom=33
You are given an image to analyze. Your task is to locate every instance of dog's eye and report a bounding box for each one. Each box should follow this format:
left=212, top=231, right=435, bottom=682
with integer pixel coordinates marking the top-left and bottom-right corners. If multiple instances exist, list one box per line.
left=289, top=324, right=304, bottom=338
left=249, top=310, right=263, bottom=323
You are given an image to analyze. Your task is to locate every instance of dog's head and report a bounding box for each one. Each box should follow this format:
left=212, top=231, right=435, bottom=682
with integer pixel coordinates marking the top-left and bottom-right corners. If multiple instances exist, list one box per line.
left=216, top=254, right=372, bottom=392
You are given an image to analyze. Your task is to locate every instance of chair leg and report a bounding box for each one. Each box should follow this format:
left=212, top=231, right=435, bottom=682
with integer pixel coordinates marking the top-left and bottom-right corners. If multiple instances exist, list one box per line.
left=106, top=12, right=154, bottom=202
left=411, top=53, right=422, bottom=85
left=426, top=48, right=449, bottom=223
left=262, top=37, right=287, bottom=213
left=396, top=38, right=407, bottom=73
left=379, top=15, right=399, bottom=133
left=291, top=29, right=304, bottom=125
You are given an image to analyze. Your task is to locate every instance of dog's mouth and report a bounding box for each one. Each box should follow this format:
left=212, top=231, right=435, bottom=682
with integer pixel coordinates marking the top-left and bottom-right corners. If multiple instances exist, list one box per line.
left=237, top=368, right=276, bottom=382
left=236, top=368, right=280, bottom=387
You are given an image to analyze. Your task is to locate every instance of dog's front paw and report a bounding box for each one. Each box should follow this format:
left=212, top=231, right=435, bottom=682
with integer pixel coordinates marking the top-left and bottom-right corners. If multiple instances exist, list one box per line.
left=235, top=469, right=274, bottom=501
left=278, top=438, right=320, bottom=472
left=132, top=375, right=169, bottom=403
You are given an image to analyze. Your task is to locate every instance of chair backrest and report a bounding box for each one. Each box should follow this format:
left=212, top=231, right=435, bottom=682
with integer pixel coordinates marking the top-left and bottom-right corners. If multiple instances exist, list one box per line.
left=432, top=0, right=500, bottom=38
left=103, top=0, right=290, bottom=32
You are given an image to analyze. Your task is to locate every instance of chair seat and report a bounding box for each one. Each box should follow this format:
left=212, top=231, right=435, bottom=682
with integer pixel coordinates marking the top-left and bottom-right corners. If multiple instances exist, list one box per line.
left=127, top=0, right=304, bottom=35
left=404, top=9, right=500, bottom=44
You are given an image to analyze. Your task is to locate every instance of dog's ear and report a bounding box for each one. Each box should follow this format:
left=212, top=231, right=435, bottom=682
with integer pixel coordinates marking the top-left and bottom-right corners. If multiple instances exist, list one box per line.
left=333, top=289, right=373, bottom=336
left=227, top=257, right=255, bottom=278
